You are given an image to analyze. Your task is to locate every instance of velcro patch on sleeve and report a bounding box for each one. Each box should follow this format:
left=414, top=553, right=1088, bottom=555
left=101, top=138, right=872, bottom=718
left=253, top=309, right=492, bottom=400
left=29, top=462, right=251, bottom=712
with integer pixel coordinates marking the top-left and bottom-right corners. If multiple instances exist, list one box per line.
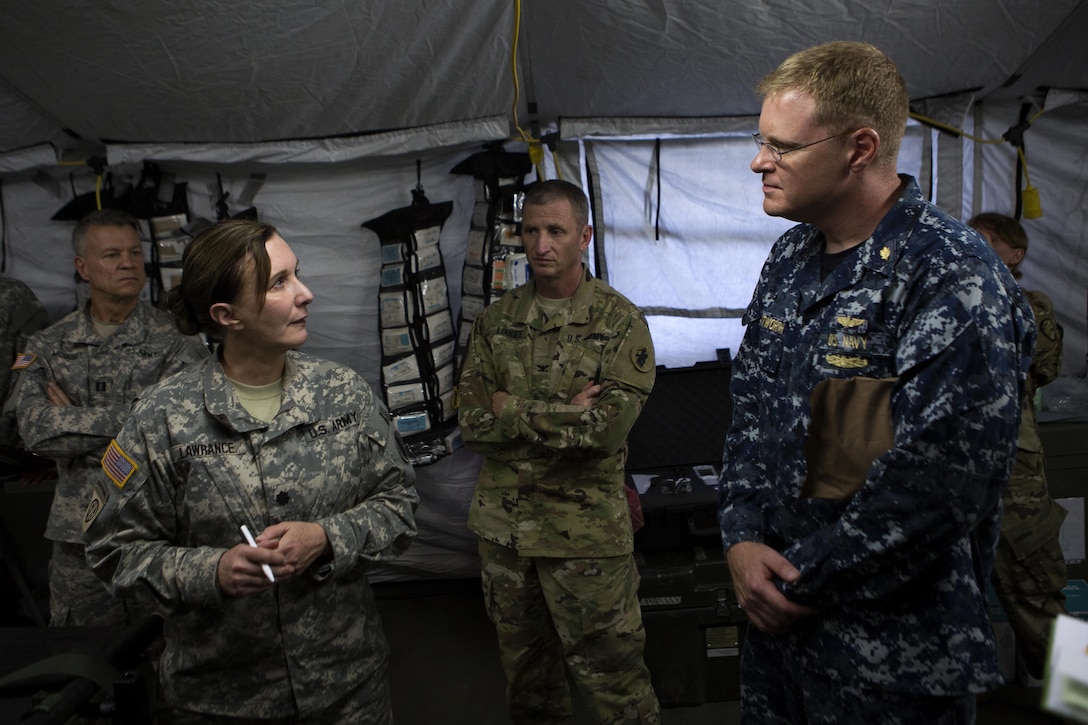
left=631, top=345, right=653, bottom=373
left=11, top=352, right=35, bottom=370
left=82, top=484, right=107, bottom=532
left=102, top=439, right=138, bottom=489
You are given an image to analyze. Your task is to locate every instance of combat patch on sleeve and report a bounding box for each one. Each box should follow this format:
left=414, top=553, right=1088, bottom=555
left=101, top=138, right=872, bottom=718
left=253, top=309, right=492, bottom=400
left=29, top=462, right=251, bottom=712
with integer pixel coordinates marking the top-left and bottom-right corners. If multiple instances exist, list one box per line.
left=82, top=481, right=108, bottom=531
left=632, top=345, right=653, bottom=373
left=1040, top=318, right=1061, bottom=343
left=102, top=439, right=138, bottom=489
left=11, top=352, right=35, bottom=370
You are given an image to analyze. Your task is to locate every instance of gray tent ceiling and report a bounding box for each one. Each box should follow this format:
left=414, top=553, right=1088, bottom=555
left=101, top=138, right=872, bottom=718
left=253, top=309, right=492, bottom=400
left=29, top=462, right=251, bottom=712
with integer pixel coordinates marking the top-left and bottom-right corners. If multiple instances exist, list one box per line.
left=0, top=0, right=1086, bottom=158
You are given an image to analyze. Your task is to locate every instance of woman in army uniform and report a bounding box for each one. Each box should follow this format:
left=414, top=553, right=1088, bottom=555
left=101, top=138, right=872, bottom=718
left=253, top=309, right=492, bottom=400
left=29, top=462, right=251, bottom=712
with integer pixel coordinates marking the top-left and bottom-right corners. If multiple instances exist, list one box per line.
left=84, top=219, right=418, bottom=723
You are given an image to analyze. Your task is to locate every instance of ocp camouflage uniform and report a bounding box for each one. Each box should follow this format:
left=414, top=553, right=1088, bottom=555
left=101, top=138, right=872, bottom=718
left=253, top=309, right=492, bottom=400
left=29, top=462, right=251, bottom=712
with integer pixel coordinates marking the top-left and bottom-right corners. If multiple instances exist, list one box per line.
left=13, top=301, right=208, bottom=625
left=83, top=351, right=418, bottom=721
left=992, top=287, right=1067, bottom=679
left=719, top=176, right=1035, bottom=723
left=458, top=266, right=660, bottom=724
left=0, top=276, right=49, bottom=448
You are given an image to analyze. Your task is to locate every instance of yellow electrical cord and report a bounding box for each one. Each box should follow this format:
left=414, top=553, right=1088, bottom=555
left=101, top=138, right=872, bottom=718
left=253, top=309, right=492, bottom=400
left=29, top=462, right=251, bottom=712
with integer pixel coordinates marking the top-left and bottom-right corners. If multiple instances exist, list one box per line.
left=551, top=147, right=563, bottom=180
left=510, top=0, right=546, bottom=180
left=510, top=0, right=530, bottom=144
left=909, top=107, right=1045, bottom=146
left=57, top=158, right=105, bottom=210
left=1016, top=146, right=1033, bottom=188
left=1017, top=145, right=1043, bottom=218
left=909, top=111, right=1002, bottom=146
left=909, top=107, right=1046, bottom=217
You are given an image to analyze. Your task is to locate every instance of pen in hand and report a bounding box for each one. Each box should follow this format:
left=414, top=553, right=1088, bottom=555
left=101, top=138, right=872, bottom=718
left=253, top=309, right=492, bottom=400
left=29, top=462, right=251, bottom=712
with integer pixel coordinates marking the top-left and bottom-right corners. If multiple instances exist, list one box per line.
left=241, top=524, right=276, bottom=583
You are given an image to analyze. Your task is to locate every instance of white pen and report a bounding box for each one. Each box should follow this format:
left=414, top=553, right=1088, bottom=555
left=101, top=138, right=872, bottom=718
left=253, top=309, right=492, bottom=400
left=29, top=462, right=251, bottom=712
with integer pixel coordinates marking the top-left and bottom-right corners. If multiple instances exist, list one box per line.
left=240, top=524, right=276, bottom=583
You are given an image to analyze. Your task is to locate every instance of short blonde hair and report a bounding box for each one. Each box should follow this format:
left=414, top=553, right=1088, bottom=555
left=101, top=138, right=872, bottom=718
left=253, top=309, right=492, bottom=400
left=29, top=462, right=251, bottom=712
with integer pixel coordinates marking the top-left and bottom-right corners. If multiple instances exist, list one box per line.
left=758, top=41, right=909, bottom=169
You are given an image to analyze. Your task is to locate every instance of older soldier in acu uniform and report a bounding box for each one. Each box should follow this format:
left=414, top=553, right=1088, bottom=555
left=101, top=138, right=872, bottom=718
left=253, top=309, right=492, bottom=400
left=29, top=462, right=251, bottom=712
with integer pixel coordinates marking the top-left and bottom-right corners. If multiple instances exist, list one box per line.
left=13, top=209, right=207, bottom=626
left=719, top=42, right=1034, bottom=724
left=969, top=212, right=1068, bottom=683
left=84, top=219, right=417, bottom=724
left=458, top=179, right=660, bottom=724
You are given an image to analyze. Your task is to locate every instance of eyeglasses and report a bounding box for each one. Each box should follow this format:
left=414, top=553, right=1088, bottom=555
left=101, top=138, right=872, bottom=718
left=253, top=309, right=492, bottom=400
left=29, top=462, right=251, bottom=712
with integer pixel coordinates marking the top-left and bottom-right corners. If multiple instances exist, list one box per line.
left=751, top=130, right=855, bottom=163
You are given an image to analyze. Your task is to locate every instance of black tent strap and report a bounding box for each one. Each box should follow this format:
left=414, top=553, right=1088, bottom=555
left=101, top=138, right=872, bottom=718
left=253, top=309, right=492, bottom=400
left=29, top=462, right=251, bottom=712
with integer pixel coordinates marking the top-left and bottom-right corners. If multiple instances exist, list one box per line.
left=1013, top=101, right=1032, bottom=220
left=654, top=138, right=662, bottom=241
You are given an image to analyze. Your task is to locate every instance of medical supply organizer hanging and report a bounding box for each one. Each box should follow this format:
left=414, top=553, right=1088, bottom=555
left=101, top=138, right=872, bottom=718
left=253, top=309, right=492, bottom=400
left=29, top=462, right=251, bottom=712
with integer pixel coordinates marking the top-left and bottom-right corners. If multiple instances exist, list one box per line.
left=363, top=178, right=457, bottom=466
left=449, top=144, right=534, bottom=366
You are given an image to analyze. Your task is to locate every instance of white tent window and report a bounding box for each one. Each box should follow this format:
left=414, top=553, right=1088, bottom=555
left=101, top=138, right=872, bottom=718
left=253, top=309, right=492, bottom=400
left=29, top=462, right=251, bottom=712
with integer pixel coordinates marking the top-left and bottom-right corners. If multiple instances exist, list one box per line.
left=585, top=135, right=789, bottom=367
left=581, top=127, right=925, bottom=368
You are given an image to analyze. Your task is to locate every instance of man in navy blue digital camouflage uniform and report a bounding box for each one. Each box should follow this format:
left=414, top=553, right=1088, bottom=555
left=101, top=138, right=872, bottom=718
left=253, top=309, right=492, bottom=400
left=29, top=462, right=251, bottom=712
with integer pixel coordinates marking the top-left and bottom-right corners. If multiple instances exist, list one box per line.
left=719, top=41, right=1035, bottom=724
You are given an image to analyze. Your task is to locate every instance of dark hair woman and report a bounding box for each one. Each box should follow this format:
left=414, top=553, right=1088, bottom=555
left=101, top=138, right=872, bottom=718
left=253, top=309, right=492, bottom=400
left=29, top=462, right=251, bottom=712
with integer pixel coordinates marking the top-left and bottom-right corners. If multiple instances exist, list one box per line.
left=85, top=218, right=418, bottom=723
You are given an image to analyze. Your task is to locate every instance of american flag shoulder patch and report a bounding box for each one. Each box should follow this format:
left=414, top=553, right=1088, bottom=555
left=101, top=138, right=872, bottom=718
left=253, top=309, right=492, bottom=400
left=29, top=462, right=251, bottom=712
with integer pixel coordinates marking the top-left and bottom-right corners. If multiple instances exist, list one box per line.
left=11, top=352, right=35, bottom=370
left=102, top=439, right=137, bottom=489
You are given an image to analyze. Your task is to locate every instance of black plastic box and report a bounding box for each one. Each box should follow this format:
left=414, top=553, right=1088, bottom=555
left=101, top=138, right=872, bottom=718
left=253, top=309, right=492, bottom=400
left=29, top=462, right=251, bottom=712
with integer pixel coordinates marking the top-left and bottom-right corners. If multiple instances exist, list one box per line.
left=637, top=548, right=746, bottom=705
left=626, top=353, right=732, bottom=553
left=1041, top=419, right=1088, bottom=581
left=631, top=469, right=721, bottom=553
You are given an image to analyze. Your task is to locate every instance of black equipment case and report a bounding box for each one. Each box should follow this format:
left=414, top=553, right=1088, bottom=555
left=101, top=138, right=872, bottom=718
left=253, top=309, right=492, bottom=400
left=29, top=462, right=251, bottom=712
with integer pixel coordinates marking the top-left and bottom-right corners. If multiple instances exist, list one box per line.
left=626, top=350, right=733, bottom=553
left=626, top=351, right=746, bottom=705
left=636, top=548, right=747, bottom=705
left=1040, top=419, right=1088, bottom=582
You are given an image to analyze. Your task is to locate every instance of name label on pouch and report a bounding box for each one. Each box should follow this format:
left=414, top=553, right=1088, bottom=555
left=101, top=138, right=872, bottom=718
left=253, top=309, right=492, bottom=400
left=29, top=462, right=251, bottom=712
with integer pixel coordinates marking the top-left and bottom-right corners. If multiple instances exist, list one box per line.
left=827, top=332, right=867, bottom=350
left=308, top=410, right=361, bottom=439
left=760, top=315, right=785, bottom=335
left=567, top=331, right=613, bottom=344
left=178, top=441, right=237, bottom=460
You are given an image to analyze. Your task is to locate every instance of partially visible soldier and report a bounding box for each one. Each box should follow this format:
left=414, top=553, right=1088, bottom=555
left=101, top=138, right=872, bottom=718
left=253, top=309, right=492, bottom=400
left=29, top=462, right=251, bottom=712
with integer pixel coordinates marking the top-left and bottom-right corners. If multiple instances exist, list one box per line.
left=13, top=208, right=208, bottom=626
left=458, top=180, right=661, bottom=724
left=969, top=212, right=1068, bottom=684
left=0, top=276, right=50, bottom=451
